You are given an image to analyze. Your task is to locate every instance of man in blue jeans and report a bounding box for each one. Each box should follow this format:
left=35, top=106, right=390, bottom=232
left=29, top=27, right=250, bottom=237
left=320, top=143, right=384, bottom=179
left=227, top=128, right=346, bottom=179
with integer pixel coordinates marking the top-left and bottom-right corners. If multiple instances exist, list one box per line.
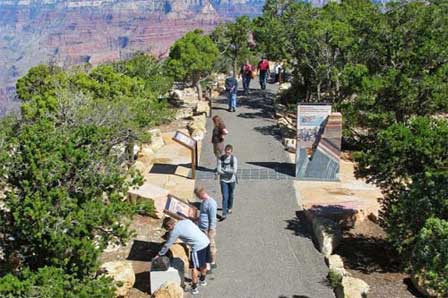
left=225, top=73, right=238, bottom=112
left=217, top=144, right=238, bottom=220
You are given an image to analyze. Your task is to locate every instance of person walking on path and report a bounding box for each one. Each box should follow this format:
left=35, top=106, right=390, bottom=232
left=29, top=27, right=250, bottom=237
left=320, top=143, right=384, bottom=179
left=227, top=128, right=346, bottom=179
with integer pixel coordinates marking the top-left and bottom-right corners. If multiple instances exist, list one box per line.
left=154, top=217, right=211, bottom=295
left=239, top=60, right=254, bottom=95
left=225, top=72, right=238, bottom=112
left=274, top=62, right=283, bottom=83
left=257, top=57, right=270, bottom=90
left=211, top=115, right=228, bottom=159
left=195, top=187, right=218, bottom=270
left=217, top=144, right=238, bottom=220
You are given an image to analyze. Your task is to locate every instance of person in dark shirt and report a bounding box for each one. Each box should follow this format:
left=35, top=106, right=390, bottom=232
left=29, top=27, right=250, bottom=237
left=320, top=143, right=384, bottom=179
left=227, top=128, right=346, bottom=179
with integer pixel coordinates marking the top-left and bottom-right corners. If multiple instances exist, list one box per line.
left=225, top=72, right=238, bottom=112
left=239, top=60, right=254, bottom=95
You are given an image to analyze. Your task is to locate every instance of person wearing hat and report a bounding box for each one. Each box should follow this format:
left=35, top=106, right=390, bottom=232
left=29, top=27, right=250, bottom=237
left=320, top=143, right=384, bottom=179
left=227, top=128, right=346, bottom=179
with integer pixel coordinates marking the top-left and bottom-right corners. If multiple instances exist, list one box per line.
left=154, top=217, right=211, bottom=295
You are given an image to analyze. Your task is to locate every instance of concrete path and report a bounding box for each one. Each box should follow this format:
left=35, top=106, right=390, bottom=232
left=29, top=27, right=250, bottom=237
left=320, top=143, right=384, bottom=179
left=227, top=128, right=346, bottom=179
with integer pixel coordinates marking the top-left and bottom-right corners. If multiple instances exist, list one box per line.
left=190, top=81, right=335, bottom=298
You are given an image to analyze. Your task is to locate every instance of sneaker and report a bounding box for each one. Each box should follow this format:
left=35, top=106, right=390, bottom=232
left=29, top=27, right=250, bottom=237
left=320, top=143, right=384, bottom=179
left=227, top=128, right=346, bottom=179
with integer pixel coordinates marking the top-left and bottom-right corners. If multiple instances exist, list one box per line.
left=228, top=209, right=232, bottom=214
left=199, top=280, right=208, bottom=287
left=191, top=287, right=199, bottom=295
left=219, top=216, right=227, bottom=222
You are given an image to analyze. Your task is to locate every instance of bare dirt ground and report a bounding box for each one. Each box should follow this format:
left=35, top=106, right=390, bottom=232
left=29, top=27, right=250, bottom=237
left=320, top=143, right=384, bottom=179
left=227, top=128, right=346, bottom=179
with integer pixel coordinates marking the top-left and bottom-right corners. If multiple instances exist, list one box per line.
left=335, top=220, right=423, bottom=298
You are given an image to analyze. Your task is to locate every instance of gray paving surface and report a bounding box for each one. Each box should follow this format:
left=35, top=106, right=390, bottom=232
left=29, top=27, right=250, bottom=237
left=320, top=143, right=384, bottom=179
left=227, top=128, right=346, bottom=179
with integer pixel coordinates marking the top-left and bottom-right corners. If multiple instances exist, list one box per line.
left=190, top=81, right=335, bottom=298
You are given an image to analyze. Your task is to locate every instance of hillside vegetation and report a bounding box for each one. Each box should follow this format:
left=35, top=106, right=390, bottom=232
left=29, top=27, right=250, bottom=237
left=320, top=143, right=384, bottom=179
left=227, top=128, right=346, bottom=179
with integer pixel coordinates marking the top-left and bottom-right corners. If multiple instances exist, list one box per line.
left=0, top=53, right=173, bottom=297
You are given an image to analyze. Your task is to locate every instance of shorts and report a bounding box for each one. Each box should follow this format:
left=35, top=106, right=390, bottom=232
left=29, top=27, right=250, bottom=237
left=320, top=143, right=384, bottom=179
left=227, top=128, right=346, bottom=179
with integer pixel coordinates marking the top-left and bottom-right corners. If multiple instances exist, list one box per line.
left=189, top=245, right=211, bottom=269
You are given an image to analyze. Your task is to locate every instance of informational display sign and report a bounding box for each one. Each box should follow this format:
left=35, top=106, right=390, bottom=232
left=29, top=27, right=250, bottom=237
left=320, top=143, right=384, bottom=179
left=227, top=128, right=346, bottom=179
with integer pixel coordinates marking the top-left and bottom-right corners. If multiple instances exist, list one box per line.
left=172, top=131, right=198, bottom=179
left=296, top=103, right=342, bottom=181
left=297, top=104, right=332, bottom=156
left=164, top=194, right=198, bottom=221
left=173, top=131, right=196, bottom=150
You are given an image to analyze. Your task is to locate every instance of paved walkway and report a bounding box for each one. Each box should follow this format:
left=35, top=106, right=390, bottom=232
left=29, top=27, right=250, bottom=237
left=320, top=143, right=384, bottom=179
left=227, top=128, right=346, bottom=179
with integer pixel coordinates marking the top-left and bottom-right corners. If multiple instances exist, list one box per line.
left=190, top=81, right=335, bottom=298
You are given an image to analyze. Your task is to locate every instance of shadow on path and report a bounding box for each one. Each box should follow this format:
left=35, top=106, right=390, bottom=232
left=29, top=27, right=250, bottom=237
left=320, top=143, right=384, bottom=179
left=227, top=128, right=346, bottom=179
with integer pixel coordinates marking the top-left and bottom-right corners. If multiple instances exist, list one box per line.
left=253, top=124, right=283, bottom=140
left=246, top=161, right=295, bottom=176
left=285, top=211, right=314, bottom=242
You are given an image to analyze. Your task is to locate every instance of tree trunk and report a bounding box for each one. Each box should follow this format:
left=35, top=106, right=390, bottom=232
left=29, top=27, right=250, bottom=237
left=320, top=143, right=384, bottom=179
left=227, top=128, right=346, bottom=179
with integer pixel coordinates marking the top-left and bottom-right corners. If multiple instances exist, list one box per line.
left=233, top=58, right=238, bottom=78
left=317, top=82, right=322, bottom=102
left=195, top=80, right=203, bottom=101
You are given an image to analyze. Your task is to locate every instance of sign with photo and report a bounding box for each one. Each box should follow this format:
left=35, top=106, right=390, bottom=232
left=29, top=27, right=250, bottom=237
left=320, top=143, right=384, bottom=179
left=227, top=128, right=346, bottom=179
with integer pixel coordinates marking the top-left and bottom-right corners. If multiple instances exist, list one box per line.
left=172, top=131, right=196, bottom=150
left=164, top=194, right=198, bottom=221
left=297, top=104, right=332, bottom=156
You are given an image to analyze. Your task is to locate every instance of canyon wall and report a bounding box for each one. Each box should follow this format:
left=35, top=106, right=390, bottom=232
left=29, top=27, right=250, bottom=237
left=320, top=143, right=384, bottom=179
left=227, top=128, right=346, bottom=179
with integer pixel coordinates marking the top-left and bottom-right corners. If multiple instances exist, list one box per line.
left=0, top=0, right=264, bottom=115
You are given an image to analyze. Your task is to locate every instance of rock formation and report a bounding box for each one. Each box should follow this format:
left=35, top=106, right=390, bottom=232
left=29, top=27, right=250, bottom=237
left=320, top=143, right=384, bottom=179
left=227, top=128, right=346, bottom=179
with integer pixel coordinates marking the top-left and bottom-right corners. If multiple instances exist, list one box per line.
left=0, top=0, right=264, bottom=110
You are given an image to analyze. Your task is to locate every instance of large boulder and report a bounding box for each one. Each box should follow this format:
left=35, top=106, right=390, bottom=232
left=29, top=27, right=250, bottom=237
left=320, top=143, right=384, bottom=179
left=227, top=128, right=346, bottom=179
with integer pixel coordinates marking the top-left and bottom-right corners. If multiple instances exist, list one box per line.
left=175, top=108, right=194, bottom=120
left=283, top=138, right=296, bottom=153
left=279, top=82, right=292, bottom=91
left=169, top=244, right=189, bottom=274
left=137, top=144, right=155, bottom=165
left=99, top=261, right=135, bottom=297
left=187, top=115, right=206, bottom=141
left=149, top=129, right=165, bottom=152
left=326, top=254, right=348, bottom=277
left=196, top=101, right=210, bottom=115
left=152, top=281, right=183, bottom=298
left=312, top=217, right=342, bottom=257
left=336, top=276, right=369, bottom=298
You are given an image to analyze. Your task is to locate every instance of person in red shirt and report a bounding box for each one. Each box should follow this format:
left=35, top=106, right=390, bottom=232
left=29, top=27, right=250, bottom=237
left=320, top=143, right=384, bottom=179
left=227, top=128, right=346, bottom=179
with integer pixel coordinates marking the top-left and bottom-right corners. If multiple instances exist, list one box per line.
left=239, top=60, right=254, bottom=95
left=257, top=57, right=270, bottom=90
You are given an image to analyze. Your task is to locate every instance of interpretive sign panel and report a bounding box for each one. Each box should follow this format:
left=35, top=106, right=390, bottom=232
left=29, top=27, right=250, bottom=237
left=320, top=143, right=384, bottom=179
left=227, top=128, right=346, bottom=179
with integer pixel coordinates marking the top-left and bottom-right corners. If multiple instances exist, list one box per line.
left=296, top=104, right=341, bottom=181
left=164, top=194, right=198, bottom=221
left=173, top=131, right=196, bottom=150
left=297, top=104, right=332, bottom=155
left=172, top=131, right=198, bottom=179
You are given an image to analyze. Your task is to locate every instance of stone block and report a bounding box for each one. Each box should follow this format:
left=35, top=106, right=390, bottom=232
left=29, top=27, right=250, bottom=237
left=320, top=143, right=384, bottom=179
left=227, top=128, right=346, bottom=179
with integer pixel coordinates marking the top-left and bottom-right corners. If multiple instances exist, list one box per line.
left=150, top=267, right=182, bottom=294
left=283, top=138, right=296, bottom=153
left=175, top=108, right=194, bottom=120
left=99, top=261, right=135, bottom=297
left=169, top=244, right=189, bottom=276
left=335, top=276, right=369, bottom=298
left=195, top=100, right=210, bottom=115
left=128, top=183, right=169, bottom=218
left=149, top=128, right=165, bottom=152
left=152, top=281, right=183, bottom=298
left=326, top=254, right=348, bottom=277
left=279, top=82, right=292, bottom=91
left=312, top=216, right=342, bottom=257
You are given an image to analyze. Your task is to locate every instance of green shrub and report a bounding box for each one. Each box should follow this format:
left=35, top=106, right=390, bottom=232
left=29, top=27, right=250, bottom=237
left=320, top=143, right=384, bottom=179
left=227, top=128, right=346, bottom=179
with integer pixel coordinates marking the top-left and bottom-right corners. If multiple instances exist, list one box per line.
left=411, top=218, right=448, bottom=296
left=0, top=266, right=115, bottom=298
left=327, top=269, right=343, bottom=289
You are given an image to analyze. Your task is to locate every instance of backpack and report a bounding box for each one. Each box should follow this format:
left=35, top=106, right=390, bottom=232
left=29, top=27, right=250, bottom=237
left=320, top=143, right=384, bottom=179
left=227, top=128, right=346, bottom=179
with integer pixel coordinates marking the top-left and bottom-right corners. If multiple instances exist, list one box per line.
left=259, top=60, right=269, bottom=71
left=220, top=154, right=235, bottom=168
left=219, top=155, right=238, bottom=183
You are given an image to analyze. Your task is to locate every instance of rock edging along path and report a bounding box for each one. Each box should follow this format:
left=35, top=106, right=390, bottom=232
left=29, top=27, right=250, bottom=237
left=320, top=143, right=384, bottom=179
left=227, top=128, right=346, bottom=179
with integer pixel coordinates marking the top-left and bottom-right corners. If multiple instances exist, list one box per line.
left=189, top=81, right=335, bottom=298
